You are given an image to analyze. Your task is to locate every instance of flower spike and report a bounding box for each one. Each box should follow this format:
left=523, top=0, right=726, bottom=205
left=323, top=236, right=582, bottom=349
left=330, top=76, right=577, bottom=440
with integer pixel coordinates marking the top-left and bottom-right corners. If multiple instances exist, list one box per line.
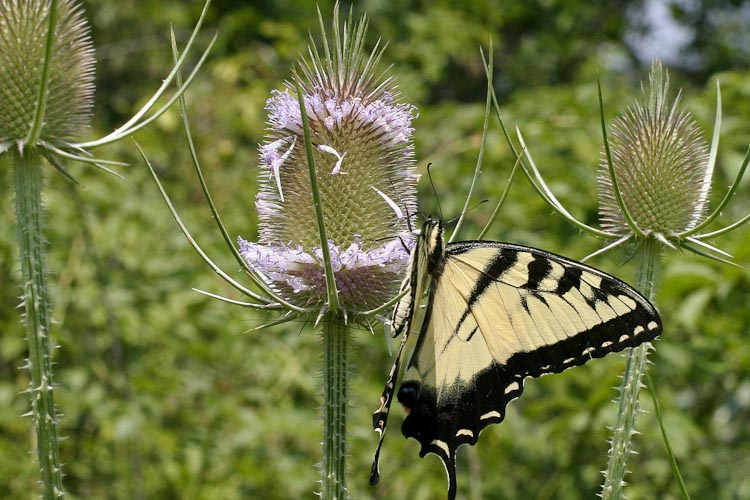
left=450, top=39, right=494, bottom=243
left=238, top=6, right=417, bottom=320
left=296, top=78, right=342, bottom=316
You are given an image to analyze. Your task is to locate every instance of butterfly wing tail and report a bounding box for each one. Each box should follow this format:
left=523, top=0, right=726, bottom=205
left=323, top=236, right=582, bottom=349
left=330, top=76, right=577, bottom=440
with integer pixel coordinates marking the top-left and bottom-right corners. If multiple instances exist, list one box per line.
left=421, top=440, right=458, bottom=500
left=445, top=453, right=458, bottom=500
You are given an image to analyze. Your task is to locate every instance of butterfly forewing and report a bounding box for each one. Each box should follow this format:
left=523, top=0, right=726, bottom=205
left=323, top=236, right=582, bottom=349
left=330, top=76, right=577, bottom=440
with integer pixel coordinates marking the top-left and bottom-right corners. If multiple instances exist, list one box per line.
left=395, top=239, right=662, bottom=500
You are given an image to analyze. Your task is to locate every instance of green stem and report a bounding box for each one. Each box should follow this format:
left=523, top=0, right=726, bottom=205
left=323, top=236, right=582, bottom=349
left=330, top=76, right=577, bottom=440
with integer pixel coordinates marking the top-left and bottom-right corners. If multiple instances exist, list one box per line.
left=13, top=150, right=65, bottom=500
left=321, top=316, right=349, bottom=500
left=26, top=0, right=58, bottom=147
left=296, top=79, right=340, bottom=315
left=602, top=238, right=660, bottom=500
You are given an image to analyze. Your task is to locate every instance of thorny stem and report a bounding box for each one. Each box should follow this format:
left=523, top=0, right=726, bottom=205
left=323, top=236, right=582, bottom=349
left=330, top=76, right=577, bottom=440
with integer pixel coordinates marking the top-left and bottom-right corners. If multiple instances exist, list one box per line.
left=602, top=238, right=660, bottom=499
left=321, top=316, right=350, bottom=500
left=13, top=150, right=65, bottom=500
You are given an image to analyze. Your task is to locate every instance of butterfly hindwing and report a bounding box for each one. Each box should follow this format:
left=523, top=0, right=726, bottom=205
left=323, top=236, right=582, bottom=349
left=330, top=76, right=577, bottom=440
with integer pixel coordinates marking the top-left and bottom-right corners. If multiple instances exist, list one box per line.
left=396, top=240, right=662, bottom=499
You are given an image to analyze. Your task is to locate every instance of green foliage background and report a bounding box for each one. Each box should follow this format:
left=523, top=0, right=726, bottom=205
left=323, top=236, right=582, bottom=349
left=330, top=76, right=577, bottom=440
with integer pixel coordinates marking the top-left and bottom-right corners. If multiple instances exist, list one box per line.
left=1, top=1, right=748, bottom=498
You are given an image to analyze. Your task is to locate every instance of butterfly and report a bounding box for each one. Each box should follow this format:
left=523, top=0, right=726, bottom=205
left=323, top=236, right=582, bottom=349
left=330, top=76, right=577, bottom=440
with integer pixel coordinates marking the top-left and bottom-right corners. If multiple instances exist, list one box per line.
left=370, top=218, right=662, bottom=499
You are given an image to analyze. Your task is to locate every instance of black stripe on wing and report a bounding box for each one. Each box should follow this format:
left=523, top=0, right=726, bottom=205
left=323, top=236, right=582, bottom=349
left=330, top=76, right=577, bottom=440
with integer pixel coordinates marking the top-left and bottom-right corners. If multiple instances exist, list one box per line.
left=450, top=241, right=659, bottom=317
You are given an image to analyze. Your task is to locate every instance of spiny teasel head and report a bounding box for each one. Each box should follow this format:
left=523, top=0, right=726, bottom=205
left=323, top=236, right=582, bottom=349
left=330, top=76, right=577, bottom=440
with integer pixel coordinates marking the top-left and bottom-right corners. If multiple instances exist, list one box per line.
left=598, top=61, right=710, bottom=238
left=239, top=8, right=418, bottom=317
left=0, top=0, right=95, bottom=149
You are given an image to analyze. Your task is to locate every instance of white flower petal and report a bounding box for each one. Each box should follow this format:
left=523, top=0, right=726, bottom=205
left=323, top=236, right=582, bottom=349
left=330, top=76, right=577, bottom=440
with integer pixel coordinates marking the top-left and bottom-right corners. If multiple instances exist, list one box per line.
left=372, top=187, right=404, bottom=220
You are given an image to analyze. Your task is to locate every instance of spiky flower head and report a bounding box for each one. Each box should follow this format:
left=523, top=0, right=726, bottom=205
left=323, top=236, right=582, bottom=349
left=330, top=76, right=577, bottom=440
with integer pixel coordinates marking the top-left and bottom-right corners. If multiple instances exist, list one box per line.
left=0, top=0, right=95, bottom=151
left=598, top=61, right=711, bottom=238
left=239, top=10, right=418, bottom=317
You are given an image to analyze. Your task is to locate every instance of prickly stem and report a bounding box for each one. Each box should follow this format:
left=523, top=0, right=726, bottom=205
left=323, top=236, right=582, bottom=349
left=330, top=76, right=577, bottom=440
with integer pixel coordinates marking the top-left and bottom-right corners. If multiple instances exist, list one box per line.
left=13, top=150, right=65, bottom=500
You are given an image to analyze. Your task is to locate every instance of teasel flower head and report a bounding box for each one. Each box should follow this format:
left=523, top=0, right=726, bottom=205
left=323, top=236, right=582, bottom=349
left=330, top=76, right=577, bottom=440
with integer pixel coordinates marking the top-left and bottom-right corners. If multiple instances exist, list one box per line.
left=598, top=60, right=711, bottom=238
left=0, top=0, right=94, bottom=151
left=238, top=9, right=418, bottom=320
left=593, top=60, right=750, bottom=261
left=0, top=0, right=215, bottom=176
left=519, top=59, right=749, bottom=264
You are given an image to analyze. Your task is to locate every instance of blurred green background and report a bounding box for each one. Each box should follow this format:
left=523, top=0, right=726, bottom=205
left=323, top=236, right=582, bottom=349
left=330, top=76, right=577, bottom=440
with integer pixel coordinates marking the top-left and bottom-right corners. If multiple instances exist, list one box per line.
left=1, top=1, right=748, bottom=499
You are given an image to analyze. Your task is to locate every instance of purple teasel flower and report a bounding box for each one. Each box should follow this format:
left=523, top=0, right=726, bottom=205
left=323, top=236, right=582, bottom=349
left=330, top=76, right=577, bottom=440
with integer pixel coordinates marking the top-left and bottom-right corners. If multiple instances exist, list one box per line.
left=238, top=12, right=420, bottom=322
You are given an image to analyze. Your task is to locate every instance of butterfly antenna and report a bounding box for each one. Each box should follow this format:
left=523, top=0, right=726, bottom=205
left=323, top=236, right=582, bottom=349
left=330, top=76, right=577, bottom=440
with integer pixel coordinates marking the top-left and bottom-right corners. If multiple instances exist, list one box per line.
left=382, top=173, right=417, bottom=233
left=399, top=185, right=415, bottom=234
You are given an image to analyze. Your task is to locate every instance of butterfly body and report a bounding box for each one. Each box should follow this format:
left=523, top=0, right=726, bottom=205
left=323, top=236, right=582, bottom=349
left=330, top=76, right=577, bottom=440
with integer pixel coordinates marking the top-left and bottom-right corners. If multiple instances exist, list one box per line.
left=371, top=219, right=662, bottom=499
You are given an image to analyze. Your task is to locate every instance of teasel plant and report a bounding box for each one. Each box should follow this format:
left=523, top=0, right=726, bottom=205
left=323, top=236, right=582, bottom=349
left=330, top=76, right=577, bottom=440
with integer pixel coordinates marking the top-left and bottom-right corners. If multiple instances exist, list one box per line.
left=0, top=1, right=215, bottom=498
left=508, top=60, right=749, bottom=499
left=142, top=5, right=419, bottom=498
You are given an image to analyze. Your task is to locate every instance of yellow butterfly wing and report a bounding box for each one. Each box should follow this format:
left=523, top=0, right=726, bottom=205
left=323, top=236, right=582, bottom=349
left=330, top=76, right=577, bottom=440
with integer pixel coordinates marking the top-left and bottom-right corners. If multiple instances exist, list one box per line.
left=397, top=241, right=661, bottom=499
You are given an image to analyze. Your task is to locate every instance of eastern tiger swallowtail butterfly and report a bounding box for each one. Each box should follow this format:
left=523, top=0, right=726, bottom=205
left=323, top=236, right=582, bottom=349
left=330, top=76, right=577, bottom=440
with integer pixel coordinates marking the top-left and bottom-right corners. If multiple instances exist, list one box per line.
left=370, top=218, right=662, bottom=499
